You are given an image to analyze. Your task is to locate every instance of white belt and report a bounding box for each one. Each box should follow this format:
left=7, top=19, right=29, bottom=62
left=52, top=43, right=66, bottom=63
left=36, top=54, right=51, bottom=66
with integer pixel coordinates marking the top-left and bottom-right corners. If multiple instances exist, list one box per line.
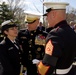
left=53, top=65, right=72, bottom=74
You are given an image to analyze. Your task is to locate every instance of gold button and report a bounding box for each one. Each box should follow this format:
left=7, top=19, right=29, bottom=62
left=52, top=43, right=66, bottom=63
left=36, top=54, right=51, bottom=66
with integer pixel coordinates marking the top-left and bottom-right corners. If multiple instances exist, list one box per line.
left=29, top=51, right=31, bottom=53
left=31, top=33, right=33, bottom=35
left=34, top=30, right=36, bottom=32
left=1, top=35, right=4, bottom=37
left=19, top=52, right=21, bottom=54
left=30, top=39, right=32, bottom=41
left=29, top=45, right=31, bottom=47
left=22, top=41, right=24, bottom=43
left=20, top=62, right=21, bottom=64
left=20, top=57, right=22, bottom=59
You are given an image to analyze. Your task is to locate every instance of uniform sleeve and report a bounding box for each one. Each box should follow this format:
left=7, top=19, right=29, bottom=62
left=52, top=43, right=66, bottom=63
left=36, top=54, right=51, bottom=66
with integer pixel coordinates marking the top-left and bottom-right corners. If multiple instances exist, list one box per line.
left=38, top=31, right=64, bottom=75
left=0, top=45, right=15, bottom=75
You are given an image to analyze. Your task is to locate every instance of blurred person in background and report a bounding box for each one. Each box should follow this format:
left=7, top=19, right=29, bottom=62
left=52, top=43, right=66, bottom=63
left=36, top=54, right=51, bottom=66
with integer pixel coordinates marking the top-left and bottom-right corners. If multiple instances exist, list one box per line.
left=37, top=22, right=45, bottom=31
left=69, top=21, right=75, bottom=30
left=74, top=24, right=76, bottom=32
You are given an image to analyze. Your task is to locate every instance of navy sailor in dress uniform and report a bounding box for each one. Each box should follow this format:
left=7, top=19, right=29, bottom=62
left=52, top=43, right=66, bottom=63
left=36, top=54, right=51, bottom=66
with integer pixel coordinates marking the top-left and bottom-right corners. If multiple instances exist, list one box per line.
left=36, top=2, right=76, bottom=75
left=18, top=11, right=48, bottom=75
left=0, top=20, right=25, bottom=75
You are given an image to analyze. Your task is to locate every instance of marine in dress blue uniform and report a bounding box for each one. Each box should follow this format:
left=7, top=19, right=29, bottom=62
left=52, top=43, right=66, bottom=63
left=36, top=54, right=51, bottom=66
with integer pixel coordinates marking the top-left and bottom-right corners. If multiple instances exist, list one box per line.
left=18, top=11, right=48, bottom=75
left=37, top=2, right=76, bottom=75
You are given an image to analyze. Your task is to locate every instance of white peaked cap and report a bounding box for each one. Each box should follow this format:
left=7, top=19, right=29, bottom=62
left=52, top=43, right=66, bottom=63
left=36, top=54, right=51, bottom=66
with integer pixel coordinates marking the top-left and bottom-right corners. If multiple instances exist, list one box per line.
left=1, top=19, right=17, bottom=33
left=24, top=11, right=42, bottom=23
left=24, top=11, right=42, bottom=16
left=43, top=2, right=69, bottom=10
left=1, top=20, right=11, bottom=27
left=1, top=19, right=14, bottom=27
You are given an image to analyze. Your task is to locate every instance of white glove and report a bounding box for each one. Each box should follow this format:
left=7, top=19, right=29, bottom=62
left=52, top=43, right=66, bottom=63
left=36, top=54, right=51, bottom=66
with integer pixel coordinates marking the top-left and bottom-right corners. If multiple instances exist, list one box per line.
left=32, top=59, right=40, bottom=64
left=24, top=70, right=27, bottom=75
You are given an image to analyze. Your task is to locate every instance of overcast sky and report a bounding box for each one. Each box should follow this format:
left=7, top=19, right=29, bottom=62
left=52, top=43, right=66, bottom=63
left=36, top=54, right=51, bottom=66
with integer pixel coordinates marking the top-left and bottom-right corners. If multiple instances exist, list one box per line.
left=0, top=0, right=76, bottom=22
left=24, top=0, right=76, bottom=13
left=1, top=0, right=76, bottom=13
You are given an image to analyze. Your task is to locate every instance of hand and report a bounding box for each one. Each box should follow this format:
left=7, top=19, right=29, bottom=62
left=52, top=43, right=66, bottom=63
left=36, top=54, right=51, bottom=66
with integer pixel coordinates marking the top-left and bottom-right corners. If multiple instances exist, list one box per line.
left=32, top=59, right=40, bottom=64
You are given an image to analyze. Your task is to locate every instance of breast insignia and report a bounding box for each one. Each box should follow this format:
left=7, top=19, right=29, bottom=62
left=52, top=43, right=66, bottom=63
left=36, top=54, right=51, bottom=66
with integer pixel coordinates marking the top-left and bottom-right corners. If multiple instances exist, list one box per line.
left=35, top=34, right=46, bottom=46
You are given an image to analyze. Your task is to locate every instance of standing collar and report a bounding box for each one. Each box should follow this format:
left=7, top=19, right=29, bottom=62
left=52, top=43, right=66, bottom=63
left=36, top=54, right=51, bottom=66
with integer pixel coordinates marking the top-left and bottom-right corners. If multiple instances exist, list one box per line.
left=54, top=20, right=68, bottom=28
left=5, top=37, right=16, bottom=44
left=11, top=40, right=16, bottom=44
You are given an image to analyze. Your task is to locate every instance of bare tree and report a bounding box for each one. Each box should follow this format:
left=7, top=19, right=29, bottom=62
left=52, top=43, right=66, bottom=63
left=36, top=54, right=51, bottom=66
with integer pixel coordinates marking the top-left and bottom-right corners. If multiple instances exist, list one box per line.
left=66, top=5, right=76, bottom=23
left=0, top=0, right=26, bottom=24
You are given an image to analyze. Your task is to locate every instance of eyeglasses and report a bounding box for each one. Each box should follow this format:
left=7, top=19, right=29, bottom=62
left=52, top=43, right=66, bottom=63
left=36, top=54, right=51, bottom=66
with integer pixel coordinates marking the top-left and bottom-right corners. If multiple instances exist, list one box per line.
left=9, top=27, right=18, bottom=30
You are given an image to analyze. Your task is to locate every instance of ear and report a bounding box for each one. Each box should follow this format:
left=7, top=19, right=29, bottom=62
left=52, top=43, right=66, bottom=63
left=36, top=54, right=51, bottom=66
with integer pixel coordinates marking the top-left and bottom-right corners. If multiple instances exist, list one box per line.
left=4, top=30, right=8, bottom=35
left=52, top=11, right=56, bottom=18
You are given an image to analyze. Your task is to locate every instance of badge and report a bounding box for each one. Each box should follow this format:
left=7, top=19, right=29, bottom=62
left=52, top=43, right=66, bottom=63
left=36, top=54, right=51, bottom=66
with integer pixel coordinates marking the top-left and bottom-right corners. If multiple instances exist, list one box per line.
left=45, top=40, right=53, bottom=55
left=28, top=39, right=32, bottom=44
left=35, top=34, right=46, bottom=46
left=37, top=47, right=41, bottom=51
left=21, top=37, right=27, bottom=39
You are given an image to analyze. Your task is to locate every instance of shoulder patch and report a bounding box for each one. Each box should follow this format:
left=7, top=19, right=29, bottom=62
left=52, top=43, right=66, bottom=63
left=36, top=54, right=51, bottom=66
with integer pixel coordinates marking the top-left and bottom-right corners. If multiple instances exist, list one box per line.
left=45, top=40, right=53, bottom=55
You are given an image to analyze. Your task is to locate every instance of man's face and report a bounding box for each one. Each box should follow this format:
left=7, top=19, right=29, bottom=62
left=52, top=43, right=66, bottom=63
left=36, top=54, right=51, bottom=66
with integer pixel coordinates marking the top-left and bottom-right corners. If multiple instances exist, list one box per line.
left=28, top=19, right=39, bottom=30
left=46, top=10, right=55, bottom=27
